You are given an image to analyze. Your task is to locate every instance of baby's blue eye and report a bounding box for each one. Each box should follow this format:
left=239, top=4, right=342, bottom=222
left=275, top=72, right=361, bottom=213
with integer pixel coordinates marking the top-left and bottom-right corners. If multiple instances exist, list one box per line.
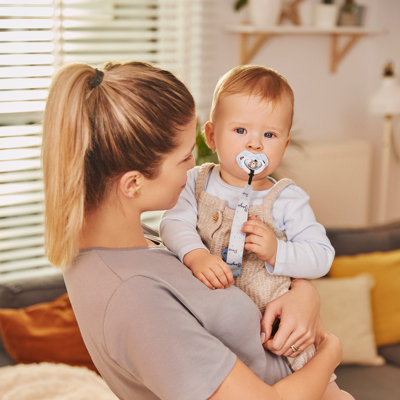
left=264, top=132, right=274, bottom=138
left=236, top=128, right=246, bottom=134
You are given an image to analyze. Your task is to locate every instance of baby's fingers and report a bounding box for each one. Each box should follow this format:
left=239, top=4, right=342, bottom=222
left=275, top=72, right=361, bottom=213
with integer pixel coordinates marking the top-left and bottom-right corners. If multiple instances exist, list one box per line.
left=219, top=262, right=234, bottom=286
left=195, top=272, right=216, bottom=290
left=203, top=270, right=226, bottom=290
left=242, top=220, right=267, bottom=237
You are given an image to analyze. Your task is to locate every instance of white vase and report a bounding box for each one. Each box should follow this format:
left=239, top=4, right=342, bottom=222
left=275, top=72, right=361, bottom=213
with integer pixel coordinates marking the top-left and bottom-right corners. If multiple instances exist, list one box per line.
left=314, top=4, right=339, bottom=28
left=249, top=0, right=283, bottom=28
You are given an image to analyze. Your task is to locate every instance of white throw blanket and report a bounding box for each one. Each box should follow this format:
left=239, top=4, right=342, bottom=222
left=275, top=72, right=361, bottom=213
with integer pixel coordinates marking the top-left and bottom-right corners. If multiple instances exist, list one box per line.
left=0, top=362, right=119, bottom=400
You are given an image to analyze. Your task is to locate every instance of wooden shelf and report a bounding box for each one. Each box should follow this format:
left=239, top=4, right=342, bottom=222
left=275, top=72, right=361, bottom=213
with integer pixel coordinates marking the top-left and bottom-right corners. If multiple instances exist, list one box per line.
left=226, top=25, right=384, bottom=73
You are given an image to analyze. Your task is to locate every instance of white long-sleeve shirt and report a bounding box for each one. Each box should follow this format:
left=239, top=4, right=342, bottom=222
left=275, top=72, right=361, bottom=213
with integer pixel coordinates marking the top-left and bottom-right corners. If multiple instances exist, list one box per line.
left=160, top=165, right=334, bottom=279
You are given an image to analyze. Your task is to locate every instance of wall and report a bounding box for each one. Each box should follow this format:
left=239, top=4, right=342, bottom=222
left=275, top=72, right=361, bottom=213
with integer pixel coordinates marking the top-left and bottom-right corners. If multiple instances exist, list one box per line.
left=206, top=0, right=400, bottom=226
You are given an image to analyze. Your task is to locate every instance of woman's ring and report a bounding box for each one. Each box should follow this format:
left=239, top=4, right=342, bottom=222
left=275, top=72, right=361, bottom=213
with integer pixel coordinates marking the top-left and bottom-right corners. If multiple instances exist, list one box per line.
left=291, top=344, right=300, bottom=352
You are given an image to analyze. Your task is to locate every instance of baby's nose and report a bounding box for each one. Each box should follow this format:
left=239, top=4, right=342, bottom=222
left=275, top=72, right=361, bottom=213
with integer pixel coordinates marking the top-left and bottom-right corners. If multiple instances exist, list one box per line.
left=246, top=138, right=263, bottom=150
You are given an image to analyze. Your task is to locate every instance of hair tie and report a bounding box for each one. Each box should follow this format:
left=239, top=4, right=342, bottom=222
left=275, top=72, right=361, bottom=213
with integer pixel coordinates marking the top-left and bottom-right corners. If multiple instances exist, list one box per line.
left=89, top=69, right=104, bottom=89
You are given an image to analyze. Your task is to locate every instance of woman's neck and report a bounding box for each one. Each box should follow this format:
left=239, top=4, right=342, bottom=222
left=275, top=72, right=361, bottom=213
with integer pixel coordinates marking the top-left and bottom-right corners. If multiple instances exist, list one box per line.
left=79, top=202, right=147, bottom=249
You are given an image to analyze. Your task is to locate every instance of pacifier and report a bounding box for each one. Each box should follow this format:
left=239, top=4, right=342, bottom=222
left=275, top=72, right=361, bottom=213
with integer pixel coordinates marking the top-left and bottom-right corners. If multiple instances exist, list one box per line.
left=236, top=150, right=269, bottom=175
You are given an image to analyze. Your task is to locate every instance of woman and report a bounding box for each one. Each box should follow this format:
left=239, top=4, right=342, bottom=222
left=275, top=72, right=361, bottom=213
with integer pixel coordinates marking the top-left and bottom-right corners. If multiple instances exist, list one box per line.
left=42, top=61, right=345, bottom=400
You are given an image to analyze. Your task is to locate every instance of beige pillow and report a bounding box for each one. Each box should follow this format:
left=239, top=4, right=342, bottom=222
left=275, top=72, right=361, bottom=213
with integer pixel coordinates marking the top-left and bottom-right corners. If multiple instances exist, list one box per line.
left=311, top=275, right=385, bottom=366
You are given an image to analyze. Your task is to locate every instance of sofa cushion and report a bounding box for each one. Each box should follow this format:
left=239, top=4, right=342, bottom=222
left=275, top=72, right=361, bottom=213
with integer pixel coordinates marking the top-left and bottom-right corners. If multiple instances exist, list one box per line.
left=378, top=343, right=400, bottom=367
left=0, top=273, right=66, bottom=310
left=329, top=248, right=400, bottom=346
left=335, top=364, right=400, bottom=400
left=0, top=293, right=96, bottom=372
left=326, top=221, right=400, bottom=256
left=312, top=275, right=384, bottom=365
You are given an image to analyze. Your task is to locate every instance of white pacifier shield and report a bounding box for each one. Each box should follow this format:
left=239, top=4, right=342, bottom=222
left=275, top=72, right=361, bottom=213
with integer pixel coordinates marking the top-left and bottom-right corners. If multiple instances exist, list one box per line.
left=236, top=150, right=269, bottom=174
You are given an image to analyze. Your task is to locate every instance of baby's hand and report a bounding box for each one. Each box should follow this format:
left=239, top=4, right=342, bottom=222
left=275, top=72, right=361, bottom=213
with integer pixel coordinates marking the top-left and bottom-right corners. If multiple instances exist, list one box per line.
left=242, top=215, right=277, bottom=266
left=183, top=249, right=234, bottom=290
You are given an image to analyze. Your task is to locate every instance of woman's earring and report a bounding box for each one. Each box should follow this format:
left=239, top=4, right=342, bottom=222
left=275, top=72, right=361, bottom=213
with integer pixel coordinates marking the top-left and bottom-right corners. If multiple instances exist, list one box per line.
left=133, top=189, right=140, bottom=198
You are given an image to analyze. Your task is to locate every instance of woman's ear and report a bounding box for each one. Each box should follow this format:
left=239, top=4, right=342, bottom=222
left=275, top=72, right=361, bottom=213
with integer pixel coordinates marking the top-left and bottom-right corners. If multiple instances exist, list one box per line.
left=204, top=121, right=216, bottom=150
left=118, top=171, right=143, bottom=198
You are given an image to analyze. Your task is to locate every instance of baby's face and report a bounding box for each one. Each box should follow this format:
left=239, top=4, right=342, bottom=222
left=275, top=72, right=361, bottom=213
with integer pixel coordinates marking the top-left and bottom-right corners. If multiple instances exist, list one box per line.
left=206, top=93, right=292, bottom=188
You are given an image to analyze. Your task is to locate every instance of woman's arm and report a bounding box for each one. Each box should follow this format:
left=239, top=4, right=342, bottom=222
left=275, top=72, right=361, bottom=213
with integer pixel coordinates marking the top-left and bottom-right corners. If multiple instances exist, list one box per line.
left=209, top=320, right=341, bottom=400
left=262, top=279, right=320, bottom=358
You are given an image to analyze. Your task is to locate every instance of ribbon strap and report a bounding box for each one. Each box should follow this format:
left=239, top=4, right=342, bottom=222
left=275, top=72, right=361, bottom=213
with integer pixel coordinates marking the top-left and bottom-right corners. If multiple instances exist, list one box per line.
left=226, top=184, right=253, bottom=277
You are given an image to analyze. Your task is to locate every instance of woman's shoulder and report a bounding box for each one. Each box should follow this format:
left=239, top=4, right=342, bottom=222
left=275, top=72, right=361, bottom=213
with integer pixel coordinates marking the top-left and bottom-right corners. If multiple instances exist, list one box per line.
left=72, top=245, right=179, bottom=278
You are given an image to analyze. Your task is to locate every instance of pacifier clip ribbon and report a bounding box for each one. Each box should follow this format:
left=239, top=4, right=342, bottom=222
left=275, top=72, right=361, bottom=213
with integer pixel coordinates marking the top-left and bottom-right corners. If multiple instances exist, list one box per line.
left=225, top=151, right=269, bottom=277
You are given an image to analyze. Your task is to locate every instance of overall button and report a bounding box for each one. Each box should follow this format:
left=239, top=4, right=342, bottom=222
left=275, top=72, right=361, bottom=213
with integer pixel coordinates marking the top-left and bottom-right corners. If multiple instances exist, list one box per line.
left=213, top=213, right=219, bottom=223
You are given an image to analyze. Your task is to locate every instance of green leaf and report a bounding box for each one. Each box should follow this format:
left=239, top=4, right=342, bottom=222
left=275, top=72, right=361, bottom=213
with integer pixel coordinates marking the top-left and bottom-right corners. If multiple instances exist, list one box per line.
left=234, top=0, right=248, bottom=12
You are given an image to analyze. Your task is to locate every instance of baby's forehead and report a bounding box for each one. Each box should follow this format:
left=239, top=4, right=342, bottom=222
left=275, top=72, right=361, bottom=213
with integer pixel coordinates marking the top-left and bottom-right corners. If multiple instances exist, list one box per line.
left=219, top=92, right=293, bottom=109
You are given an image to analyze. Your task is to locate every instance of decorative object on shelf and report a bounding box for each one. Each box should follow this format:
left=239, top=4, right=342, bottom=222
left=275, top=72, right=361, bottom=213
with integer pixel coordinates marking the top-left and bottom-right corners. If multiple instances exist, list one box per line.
left=279, top=0, right=305, bottom=25
left=251, top=0, right=284, bottom=27
left=369, top=62, right=400, bottom=222
left=234, top=0, right=284, bottom=27
left=338, top=0, right=366, bottom=26
left=314, top=0, right=340, bottom=28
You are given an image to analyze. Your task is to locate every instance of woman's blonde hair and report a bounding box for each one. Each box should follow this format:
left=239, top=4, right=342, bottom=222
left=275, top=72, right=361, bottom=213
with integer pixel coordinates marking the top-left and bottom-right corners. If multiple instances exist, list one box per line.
left=42, top=61, right=195, bottom=269
left=210, top=65, right=294, bottom=124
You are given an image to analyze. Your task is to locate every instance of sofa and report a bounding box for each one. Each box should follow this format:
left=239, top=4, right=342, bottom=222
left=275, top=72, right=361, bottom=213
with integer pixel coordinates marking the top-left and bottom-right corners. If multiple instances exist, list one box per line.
left=0, top=222, right=399, bottom=399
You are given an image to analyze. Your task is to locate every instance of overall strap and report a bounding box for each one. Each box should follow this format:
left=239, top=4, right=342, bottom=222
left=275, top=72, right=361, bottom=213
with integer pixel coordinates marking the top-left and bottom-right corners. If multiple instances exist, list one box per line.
left=263, top=178, right=296, bottom=210
left=195, top=163, right=215, bottom=203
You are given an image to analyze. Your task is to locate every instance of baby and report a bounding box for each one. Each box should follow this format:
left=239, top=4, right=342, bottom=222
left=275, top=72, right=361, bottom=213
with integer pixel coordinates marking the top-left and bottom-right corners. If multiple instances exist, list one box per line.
left=160, top=65, right=337, bottom=387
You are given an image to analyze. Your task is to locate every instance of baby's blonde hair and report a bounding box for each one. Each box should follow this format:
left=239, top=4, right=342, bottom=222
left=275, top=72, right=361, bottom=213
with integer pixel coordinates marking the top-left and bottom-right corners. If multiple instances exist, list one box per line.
left=42, top=61, right=195, bottom=269
left=210, top=65, right=294, bottom=124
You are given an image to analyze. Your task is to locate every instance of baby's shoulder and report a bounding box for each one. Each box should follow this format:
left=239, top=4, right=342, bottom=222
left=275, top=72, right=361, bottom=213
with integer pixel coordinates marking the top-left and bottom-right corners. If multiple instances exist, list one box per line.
left=274, top=180, right=310, bottom=209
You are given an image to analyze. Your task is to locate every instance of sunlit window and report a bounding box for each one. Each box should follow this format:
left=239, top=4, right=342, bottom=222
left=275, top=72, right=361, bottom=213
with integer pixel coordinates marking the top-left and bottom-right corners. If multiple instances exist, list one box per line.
left=0, top=0, right=215, bottom=275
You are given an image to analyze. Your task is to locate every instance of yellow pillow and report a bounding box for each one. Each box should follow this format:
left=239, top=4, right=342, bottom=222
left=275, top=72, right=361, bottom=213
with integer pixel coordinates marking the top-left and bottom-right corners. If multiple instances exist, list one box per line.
left=0, top=293, right=97, bottom=372
left=329, top=249, right=400, bottom=346
left=312, top=275, right=384, bottom=365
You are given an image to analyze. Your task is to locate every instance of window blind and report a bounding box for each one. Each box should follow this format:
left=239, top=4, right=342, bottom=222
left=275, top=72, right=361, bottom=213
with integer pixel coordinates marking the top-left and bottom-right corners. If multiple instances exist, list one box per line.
left=0, top=0, right=215, bottom=275
left=0, top=0, right=54, bottom=274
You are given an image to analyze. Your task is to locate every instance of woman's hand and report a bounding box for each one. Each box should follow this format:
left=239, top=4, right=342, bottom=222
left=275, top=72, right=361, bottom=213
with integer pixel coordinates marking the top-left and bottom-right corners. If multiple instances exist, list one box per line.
left=261, top=278, right=321, bottom=358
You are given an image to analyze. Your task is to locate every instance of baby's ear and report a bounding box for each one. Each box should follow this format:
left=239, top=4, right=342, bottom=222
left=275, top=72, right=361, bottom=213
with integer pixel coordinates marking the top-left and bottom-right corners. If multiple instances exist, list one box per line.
left=204, top=121, right=216, bottom=150
left=284, top=134, right=291, bottom=153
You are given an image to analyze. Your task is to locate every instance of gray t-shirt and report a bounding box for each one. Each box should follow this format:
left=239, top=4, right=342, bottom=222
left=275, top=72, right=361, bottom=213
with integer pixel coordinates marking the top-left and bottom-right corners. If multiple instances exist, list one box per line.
left=64, top=239, right=291, bottom=400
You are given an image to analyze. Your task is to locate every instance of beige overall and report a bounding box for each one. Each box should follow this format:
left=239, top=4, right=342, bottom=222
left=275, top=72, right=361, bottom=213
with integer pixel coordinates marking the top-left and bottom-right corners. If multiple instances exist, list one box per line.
left=195, top=163, right=322, bottom=375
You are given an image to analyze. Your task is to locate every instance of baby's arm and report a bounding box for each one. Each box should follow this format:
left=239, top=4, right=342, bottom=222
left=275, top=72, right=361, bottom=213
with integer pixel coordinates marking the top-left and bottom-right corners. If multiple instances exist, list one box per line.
left=243, top=185, right=335, bottom=279
left=183, top=249, right=234, bottom=290
left=160, top=167, right=233, bottom=289
left=160, top=167, right=207, bottom=261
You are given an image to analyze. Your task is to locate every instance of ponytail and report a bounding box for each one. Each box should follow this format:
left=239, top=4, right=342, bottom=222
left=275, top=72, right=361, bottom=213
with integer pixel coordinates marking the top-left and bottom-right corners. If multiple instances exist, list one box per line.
left=42, top=64, right=94, bottom=269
